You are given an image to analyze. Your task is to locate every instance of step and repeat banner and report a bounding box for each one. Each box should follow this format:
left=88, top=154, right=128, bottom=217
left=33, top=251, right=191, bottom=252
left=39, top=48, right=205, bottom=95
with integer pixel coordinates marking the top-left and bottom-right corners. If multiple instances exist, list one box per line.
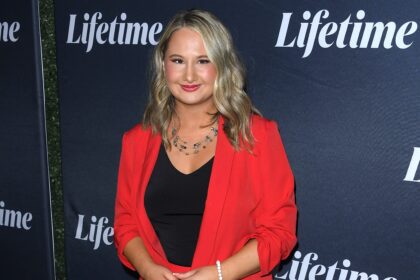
left=54, top=0, right=420, bottom=279
left=0, top=0, right=55, bottom=279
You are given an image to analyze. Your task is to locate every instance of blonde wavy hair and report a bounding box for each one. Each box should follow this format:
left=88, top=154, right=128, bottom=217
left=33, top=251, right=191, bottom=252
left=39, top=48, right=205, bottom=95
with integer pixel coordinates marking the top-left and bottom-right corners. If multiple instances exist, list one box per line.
left=143, top=9, right=260, bottom=150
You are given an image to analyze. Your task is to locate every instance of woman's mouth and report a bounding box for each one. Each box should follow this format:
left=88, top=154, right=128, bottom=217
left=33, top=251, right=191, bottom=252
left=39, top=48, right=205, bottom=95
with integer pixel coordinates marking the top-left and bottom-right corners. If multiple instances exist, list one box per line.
left=181, top=84, right=200, bottom=92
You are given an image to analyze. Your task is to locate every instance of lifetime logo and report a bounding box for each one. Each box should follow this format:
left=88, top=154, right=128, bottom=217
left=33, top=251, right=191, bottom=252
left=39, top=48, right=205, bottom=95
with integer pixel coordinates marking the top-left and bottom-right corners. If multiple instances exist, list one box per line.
left=75, top=214, right=114, bottom=250
left=275, top=9, right=418, bottom=58
left=404, top=147, right=420, bottom=183
left=66, top=12, right=163, bottom=53
left=0, top=201, right=32, bottom=230
left=0, top=21, right=20, bottom=42
left=275, top=251, right=397, bottom=280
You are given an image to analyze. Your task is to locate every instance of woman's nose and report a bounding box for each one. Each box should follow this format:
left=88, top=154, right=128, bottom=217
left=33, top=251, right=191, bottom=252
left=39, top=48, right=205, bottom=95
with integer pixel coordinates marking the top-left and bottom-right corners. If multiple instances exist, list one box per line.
left=184, top=62, right=196, bottom=82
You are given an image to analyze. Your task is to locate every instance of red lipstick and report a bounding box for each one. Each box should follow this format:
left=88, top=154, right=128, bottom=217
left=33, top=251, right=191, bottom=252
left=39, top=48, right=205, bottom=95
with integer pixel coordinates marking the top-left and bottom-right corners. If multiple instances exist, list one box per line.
left=181, top=84, right=200, bottom=92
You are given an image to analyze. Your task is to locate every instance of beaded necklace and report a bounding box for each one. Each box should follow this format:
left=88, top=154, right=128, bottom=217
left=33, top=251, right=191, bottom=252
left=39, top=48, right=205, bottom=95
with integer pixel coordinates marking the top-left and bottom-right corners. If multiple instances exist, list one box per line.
left=171, top=125, right=218, bottom=156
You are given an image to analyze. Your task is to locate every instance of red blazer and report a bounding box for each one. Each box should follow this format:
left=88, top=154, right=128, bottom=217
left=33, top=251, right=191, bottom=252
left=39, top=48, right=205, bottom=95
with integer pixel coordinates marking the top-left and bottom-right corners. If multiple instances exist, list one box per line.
left=114, top=115, right=297, bottom=279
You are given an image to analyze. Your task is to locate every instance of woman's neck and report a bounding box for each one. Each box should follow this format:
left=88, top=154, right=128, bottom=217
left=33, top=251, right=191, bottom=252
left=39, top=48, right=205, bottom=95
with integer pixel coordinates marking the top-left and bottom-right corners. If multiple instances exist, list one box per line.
left=173, top=103, right=218, bottom=132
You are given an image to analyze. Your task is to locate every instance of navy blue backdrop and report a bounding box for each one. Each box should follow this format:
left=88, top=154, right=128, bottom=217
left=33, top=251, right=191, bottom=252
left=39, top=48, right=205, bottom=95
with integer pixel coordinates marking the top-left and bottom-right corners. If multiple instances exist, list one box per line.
left=0, top=0, right=55, bottom=279
left=54, top=1, right=420, bottom=279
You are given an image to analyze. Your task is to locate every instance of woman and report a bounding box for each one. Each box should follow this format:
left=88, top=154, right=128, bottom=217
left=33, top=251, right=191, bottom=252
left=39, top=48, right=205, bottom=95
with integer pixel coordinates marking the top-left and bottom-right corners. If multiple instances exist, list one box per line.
left=114, top=9, right=297, bottom=280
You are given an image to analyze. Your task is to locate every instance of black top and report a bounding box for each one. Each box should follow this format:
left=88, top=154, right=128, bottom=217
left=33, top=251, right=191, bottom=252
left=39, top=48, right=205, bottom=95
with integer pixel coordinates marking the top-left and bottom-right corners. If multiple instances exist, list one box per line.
left=144, top=145, right=213, bottom=266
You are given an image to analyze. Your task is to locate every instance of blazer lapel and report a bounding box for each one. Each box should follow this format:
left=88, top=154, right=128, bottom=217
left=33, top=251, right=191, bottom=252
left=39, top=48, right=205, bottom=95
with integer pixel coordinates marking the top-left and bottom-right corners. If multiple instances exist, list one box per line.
left=192, top=116, right=235, bottom=267
left=133, top=128, right=166, bottom=258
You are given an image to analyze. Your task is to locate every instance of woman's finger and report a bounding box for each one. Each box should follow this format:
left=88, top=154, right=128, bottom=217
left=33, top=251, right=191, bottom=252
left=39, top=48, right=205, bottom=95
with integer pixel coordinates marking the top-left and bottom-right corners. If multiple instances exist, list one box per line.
left=173, top=270, right=196, bottom=279
left=164, top=270, right=179, bottom=280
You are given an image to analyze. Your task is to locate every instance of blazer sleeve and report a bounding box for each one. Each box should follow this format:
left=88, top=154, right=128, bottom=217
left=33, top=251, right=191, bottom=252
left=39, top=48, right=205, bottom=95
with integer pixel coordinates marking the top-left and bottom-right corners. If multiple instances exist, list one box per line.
left=250, top=120, right=297, bottom=275
left=114, top=132, right=138, bottom=270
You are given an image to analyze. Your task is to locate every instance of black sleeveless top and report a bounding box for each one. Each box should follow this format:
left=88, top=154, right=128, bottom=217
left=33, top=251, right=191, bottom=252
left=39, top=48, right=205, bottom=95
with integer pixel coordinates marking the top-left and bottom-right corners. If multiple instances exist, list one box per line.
left=144, top=145, right=213, bottom=266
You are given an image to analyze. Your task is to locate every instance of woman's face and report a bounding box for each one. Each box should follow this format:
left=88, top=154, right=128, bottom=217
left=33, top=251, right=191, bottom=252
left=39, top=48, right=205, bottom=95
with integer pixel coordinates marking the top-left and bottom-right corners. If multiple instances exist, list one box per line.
left=164, top=27, right=217, bottom=111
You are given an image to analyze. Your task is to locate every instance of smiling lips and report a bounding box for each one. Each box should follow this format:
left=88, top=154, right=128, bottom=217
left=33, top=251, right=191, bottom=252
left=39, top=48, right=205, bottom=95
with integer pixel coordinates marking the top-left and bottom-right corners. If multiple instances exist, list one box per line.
left=181, top=84, right=200, bottom=92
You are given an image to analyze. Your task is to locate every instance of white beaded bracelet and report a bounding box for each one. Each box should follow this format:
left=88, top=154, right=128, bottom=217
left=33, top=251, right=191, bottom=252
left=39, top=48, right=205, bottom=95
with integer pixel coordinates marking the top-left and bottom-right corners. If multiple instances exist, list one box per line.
left=216, top=260, right=223, bottom=280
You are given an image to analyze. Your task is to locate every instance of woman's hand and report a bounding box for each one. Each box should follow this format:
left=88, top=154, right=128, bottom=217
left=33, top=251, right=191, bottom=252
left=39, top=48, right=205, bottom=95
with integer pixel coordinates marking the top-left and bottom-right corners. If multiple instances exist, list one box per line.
left=173, top=265, right=218, bottom=280
left=140, top=261, right=179, bottom=280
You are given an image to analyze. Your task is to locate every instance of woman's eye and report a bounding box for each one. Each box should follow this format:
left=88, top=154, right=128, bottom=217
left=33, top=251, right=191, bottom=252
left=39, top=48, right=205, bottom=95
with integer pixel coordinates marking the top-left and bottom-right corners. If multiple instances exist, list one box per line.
left=171, top=59, right=183, bottom=64
left=198, top=59, right=210, bottom=64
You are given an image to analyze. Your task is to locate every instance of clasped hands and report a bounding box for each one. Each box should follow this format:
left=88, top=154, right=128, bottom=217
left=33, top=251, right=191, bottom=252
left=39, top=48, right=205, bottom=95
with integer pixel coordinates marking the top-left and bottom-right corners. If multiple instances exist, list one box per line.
left=142, top=262, right=220, bottom=280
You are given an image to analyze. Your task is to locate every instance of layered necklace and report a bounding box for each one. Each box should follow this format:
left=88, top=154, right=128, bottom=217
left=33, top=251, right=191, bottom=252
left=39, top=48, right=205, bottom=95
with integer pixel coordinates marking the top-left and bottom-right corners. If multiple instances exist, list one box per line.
left=171, top=123, right=218, bottom=156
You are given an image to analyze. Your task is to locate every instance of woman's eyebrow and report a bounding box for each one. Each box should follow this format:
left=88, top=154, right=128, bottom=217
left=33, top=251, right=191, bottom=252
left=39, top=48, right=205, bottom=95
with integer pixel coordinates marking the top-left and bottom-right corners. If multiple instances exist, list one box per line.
left=167, top=54, right=183, bottom=58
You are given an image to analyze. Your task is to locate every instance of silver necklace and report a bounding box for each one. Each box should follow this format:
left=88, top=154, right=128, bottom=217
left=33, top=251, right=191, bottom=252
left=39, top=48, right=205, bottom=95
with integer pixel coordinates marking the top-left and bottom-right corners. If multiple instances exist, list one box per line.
left=171, top=125, right=218, bottom=156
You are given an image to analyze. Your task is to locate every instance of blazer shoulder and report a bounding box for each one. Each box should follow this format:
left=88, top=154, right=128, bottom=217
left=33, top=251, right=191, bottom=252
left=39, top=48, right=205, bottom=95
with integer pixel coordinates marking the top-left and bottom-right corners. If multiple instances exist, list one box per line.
left=250, top=114, right=279, bottom=137
left=121, top=123, right=153, bottom=148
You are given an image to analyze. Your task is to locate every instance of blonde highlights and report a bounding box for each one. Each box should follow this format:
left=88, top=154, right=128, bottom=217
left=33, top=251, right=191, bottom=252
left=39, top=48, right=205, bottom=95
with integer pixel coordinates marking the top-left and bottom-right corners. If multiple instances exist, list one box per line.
left=143, top=9, right=260, bottom=150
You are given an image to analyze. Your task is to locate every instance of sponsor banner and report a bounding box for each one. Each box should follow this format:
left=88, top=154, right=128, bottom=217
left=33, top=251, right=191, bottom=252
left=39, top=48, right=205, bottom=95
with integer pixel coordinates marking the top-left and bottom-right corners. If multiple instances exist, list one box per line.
left=0, top=0, right=54, bottom=279
left=275, top=9, right=418, bottom=58
left=74, top=213, right=114, bottom=251
left=55, top=0, right=420, bottom=279
left=275, top=251, right=398, bottom=280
